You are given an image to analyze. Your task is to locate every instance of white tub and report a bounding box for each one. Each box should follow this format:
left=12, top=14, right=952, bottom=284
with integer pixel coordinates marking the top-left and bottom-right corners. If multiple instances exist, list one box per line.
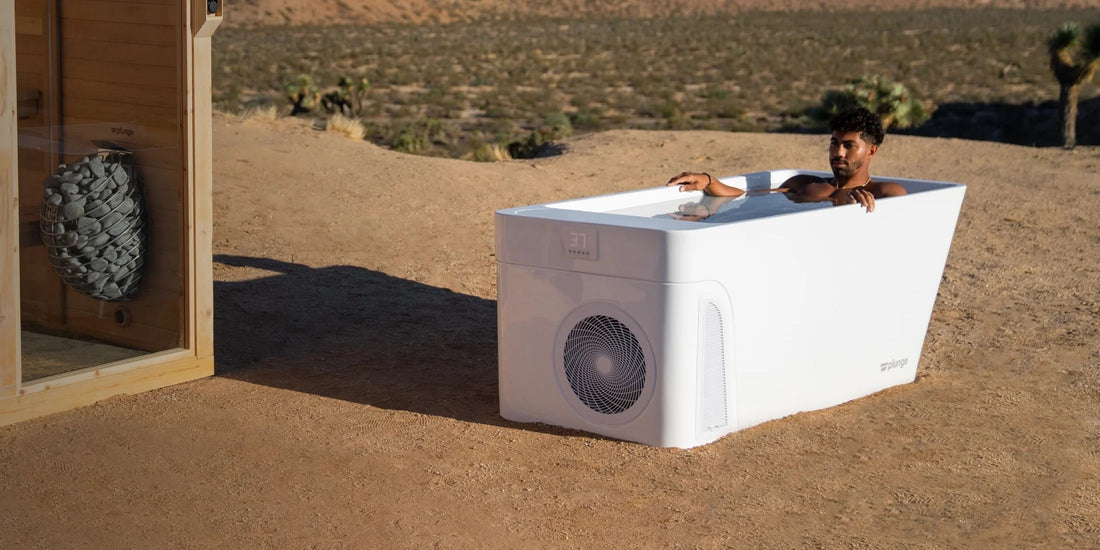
left=496, top=169, right=966, bottom=448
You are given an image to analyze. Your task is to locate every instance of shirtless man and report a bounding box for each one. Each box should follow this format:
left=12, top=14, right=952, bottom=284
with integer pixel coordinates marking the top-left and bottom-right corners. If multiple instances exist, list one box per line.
left=666, top=106, right=907, bottom=214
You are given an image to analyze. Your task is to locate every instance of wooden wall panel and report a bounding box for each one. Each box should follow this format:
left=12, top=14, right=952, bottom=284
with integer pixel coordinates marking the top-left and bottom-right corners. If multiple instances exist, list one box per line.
left=17, top=237, right=53, bottom=326
left=61, top=1, right=178, bottom=27
left=15, top=0, right=64, bottom=330
left=59, top=77, right=177, bottom=108
left=14, top=2, right=49, bottom=223
left=59, top=121, right=184, bottom=171
left=12, top=0, right=36, bottom=15
left=61, top=95, right=179, bottom=123
left=61, top=59, right=177, bottom=89
left=15, top=126, right=49, bottom=324
left=16, top=144, right=45, bottom=210
left=139, top=165, right=182, bottom=203
left=64, top=286, right=181, bottom=350
left=60, top=38, right=177, bottom=68
left=59, top=19, right=176, bottom=46
left=15, top=33, right=44, bottom=54
left=16, top=255, right=64, bottom=329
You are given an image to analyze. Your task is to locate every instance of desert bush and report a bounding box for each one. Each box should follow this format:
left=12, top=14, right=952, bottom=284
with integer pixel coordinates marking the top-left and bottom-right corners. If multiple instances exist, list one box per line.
left=465, top=142, right=512, bottom=162
left=811, top=75, right=934, bottom=130
left=391, top=119, right=448, bottom=154
left=240, top=104, right=278, bottom=122
left=391, top=130, right=428, bottom=154
left=326, top=113, right=365, bottom=140
left=568, top=109, right=605, bottom=132
left=506, top=113, right=573, bottom=159
left=506, top=132, right=553, bottom=159
left=705, top=97, right=745, bottom=120
left=285, top=75, right=320, bottom=115
left=481, top=104, right=516, bottom=119
left=541, top=112, right=574, bottom=139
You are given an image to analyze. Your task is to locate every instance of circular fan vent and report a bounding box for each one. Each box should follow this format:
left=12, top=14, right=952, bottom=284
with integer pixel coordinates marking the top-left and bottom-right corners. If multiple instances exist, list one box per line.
left=562, top=314, right=648, bottom=415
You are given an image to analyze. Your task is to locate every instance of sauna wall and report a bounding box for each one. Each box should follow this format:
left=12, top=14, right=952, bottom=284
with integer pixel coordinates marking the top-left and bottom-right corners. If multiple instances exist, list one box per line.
left=14, top=0, right=59, bottom=329
left=17, top=0, right=184, bottom=352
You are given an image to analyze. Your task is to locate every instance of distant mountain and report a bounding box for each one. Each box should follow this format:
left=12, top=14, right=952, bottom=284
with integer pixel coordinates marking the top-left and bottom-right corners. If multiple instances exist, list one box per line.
left=224, top=0, right=1094, bottom=27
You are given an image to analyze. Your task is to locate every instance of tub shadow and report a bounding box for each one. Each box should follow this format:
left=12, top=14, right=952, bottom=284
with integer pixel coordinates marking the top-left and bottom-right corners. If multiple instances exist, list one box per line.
left=212, top=255, right=503, bottom=425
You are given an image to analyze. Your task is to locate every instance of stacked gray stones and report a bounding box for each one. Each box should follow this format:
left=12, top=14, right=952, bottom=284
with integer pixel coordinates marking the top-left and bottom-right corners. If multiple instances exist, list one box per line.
left=40, top=151, right=146, bottom=301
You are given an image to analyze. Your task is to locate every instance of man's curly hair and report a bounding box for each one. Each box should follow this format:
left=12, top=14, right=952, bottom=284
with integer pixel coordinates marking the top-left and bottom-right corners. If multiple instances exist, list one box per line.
left=829, top=106, right=884, bottom=146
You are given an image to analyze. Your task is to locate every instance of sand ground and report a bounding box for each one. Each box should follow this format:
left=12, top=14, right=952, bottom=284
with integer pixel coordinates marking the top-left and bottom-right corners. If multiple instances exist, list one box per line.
left=1, top=113, right=1098, bottom=547
left=225, top=0, right=1099, bottom=26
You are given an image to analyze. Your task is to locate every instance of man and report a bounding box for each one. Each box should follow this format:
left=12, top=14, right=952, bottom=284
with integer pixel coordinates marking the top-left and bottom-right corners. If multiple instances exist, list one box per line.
left=665, top=106, right=907, bottom=214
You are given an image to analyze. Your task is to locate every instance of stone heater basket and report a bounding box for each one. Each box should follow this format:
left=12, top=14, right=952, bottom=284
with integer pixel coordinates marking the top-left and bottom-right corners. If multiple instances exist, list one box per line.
left=39, top=143, right=147, bottom=302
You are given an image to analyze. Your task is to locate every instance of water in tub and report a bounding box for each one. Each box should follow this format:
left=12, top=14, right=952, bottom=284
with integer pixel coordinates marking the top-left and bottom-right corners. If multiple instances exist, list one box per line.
left=610, top=189, right=835, bottom=223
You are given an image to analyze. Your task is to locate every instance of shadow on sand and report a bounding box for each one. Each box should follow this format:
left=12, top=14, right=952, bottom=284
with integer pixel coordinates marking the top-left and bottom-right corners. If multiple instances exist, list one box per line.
left=213, top=255, right=502, bottom=425
left=785, top=96, right=1099, bottom=147
left=897, top=96, right=1100, bottom=147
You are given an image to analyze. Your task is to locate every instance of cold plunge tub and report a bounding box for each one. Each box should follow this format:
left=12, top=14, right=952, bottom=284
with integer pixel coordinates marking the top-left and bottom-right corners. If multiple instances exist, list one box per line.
left=495, top=169, right=966, bottom=448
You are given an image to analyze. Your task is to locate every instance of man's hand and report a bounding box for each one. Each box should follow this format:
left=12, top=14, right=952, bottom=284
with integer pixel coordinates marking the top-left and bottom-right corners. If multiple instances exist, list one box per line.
left=833, top=187, right=876, bottom=212
left=666, top=172, right=745, bottom=197
left=666, top=172, right=712, bottom=192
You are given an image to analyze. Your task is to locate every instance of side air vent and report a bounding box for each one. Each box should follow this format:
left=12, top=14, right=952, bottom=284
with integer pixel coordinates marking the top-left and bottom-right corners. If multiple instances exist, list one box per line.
left=698, top=300, right=728, bottom=435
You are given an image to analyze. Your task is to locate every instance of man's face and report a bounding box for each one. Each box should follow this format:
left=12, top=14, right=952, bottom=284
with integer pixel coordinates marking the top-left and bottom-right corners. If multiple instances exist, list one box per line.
left=829, top=131, right=877, bottom=178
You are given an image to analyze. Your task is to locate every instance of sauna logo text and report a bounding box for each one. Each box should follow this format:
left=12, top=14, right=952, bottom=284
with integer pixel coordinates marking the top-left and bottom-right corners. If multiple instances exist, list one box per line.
left=111, top=127, right=134, bottom=137
left=880, top=357, right=908, bottom=372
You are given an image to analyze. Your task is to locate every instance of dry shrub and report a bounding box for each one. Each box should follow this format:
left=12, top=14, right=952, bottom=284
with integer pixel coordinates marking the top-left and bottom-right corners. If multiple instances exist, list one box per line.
left=464, top=142, right=512, bottom=162
left=327, top=113, right=365, bottom=140
left=240, top=104, right=278, bottom=122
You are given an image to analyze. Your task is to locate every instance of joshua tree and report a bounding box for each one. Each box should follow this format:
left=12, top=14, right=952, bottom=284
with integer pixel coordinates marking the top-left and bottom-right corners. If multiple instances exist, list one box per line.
left=321, top=75, right=370, bottom=117
left=812, top=75, right=933, bottom=130
left=345, top=76, right=370, bottom=117
left=285, top=75, right=320, bottom=116
left=1048, top=22, right=1100, bottom=149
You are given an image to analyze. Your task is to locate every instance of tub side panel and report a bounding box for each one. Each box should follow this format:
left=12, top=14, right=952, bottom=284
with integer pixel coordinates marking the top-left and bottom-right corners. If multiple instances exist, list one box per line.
left=726, top=186, right=965, bottom=429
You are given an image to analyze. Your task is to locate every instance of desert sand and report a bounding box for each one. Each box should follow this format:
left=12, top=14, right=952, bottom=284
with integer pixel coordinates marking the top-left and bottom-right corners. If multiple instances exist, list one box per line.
left=1, top=112, right=1098, bottom=547
left=225, top=0, right=1099, bottom=26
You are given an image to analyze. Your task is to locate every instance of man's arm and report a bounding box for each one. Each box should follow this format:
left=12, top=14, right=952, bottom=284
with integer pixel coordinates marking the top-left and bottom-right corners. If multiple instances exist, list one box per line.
left=777, top=173, right=828, bottom=190
left=776, top=174, right=835, bottom=203
left=666, top=172, right=745, bottom=197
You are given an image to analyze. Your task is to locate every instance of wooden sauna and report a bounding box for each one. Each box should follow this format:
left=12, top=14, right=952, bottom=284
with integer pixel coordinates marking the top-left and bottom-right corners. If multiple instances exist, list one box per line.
left=1, top=0, right=221, bottom=424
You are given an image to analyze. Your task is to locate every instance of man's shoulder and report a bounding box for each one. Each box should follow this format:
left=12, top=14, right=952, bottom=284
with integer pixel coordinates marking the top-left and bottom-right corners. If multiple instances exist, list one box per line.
left=781, top=174, right=829, bottom=187
left=868, top=180, right=907, bottom=197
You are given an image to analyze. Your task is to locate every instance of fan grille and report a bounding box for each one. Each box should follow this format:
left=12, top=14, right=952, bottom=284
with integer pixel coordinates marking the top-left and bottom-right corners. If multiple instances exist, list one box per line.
left=562, top=315, right=648, bottom=415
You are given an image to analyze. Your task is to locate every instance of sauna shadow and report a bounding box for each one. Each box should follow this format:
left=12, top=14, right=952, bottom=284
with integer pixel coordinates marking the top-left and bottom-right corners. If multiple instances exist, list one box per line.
left=212, top=255, right=501, bottom=425
left=787, top=96, right=1099, bottom=147
left=896, top=98, right=1100, bottom=147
